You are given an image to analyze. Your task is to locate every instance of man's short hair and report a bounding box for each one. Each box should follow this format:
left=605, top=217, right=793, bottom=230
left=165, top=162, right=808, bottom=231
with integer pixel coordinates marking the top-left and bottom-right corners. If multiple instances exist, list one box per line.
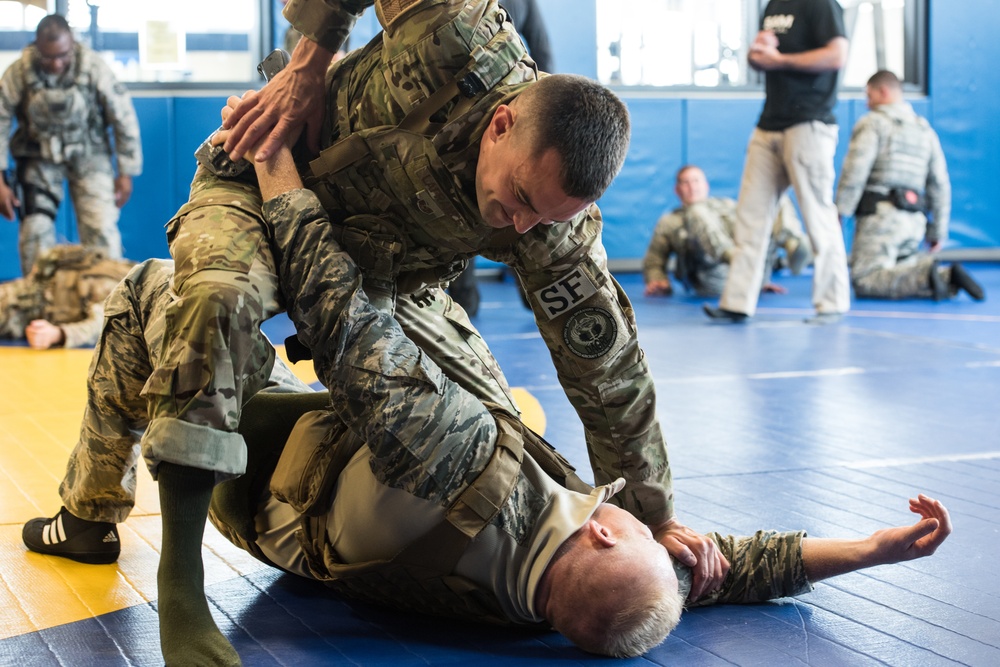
left=36, top=14, right=71, bottom=43
left=549, top=537, right=684, bottom=657
left=516, top=74, right=631, bottom=202
left=867, top=69, right=902, bottom=90
left=586, top=585, right=685, bottom=657
left=674, top=164, right=703, bottom=183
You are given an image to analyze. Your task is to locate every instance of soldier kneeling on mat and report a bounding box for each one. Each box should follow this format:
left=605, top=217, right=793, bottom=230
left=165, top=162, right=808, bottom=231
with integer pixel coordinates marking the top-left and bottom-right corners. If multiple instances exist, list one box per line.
left=836, top=70, right=984, bottom=302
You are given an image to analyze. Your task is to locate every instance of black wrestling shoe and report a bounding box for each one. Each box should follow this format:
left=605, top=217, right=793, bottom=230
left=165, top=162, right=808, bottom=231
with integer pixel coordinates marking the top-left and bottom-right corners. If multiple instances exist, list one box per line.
left=950, top=263, right=985, bottom=301
left=703, top=304, right=749, bottom=323
left=22, top=507, right=120, bottom=564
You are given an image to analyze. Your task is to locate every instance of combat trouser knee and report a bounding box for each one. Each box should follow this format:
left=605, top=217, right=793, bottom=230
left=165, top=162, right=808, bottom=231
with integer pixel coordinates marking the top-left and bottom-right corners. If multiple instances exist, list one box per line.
left=141, top=272, right=276, bottom=482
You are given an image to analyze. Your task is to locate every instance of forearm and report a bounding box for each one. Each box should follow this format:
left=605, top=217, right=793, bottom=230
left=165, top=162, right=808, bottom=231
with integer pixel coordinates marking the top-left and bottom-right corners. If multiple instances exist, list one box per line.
left=570, top=338, right=673, bottom=522
left=800, top=536, right=878, bottom=583
left=284, top=0, right=368, bottom=54
left=642, top=246, right=670, bottom=284
left=687, top=530, right=812, bottom=607
left=778, top=38, right=848, bottom=73
left=59, top=303, right=104, bottom=348
left=255, top=149, right=303, bottom=200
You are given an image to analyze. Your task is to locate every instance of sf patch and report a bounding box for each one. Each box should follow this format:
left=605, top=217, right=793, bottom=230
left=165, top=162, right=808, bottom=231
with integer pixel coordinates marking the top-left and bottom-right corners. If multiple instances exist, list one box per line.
left=563, top=307, right=617, bottom=359
left=533, top=266, right=599, bottom=320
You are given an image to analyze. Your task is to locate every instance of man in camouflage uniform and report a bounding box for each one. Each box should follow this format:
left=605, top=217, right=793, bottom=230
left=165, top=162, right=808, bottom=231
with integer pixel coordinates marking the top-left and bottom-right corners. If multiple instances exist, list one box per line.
left=211, top=169, right=951, bottom=658
left=0, top=244, right=133, bottom=348
left=0, top=14, right=142, bottom=276
left=643, top=165, right=812, bottom=298
left=27, top=145, right=948, bottom=660
left=24, top=1, right=720, bottom=662
left=215, top=384, right=950, bottom=658
left=836, top=70, right=984, bottom=302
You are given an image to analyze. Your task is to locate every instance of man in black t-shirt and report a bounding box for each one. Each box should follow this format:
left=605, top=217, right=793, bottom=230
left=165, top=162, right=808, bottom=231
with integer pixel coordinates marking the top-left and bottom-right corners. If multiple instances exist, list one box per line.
left=705, top=0, right=851, bottom=324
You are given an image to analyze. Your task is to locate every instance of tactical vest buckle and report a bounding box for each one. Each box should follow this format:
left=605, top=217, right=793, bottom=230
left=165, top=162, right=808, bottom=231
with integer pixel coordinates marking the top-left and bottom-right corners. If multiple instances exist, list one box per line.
left=457, top=73, right=485, bottom=98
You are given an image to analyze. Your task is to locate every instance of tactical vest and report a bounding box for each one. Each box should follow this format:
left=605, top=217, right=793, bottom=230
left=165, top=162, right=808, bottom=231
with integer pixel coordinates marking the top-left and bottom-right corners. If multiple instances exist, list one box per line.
left=13, top=45, right=106, bottom=163
left=866, top=107, right=935, bottom=194
left=30, top=246, right=131, bottom=324
left=212, top=399, right=588, bottom=626
left=304, top=2, right=531, bottom=297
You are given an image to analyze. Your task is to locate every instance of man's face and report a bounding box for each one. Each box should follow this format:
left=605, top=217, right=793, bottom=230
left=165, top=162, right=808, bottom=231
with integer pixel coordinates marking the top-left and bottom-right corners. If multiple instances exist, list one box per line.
left=476, top=106, right=591, bottom=234
left=675, top=167, right=709, bottom=207
left=865, top=84, right=880, bottom=110
left=866, top=83, right=896, bottom=110
left=36, top=31, right=74, bottom=76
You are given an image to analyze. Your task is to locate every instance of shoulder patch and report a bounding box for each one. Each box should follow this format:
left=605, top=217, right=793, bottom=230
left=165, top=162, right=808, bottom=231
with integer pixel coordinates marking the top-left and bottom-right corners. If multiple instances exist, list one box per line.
left=562, top=307, right=617, bottom=359
left=532, top=266, right=599, bottom=320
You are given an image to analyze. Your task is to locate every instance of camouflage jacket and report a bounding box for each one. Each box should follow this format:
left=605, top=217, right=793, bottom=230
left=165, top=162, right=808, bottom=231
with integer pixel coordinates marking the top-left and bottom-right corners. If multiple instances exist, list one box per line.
left=0, top=42, right=142, bottom=174
left=836, top=101, right=950, bottom=243
left=642, top=208, right=686, bottom=286
left=269, top=0, right=673, bottom=523
left=644, top=198, right=746, bottom=289
left=643, top=196, right=801, bottom=289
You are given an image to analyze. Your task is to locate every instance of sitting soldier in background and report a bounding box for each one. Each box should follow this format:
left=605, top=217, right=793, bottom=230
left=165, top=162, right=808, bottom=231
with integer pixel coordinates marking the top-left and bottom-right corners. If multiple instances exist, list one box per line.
left=836, top=70, right=984, bottom=302
left=0, top=244, right=134, bottom=349
left=644, top=165, right=812, bottom=298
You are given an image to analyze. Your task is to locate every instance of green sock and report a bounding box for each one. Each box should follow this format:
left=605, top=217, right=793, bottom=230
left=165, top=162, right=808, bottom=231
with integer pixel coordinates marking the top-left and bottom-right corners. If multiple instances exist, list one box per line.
left=157, top=462, right=241, bottom=666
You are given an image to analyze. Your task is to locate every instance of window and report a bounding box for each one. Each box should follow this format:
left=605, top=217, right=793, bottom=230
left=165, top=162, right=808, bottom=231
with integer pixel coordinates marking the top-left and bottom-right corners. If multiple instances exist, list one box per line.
left=596, top=0, right=926, bottom=91
left=0, top=0, right=267, bottom=86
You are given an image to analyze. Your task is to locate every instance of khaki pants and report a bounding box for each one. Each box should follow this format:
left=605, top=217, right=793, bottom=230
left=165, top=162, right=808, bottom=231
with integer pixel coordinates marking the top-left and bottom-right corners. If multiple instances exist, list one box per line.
left=721, top=122, right=850, bottom=316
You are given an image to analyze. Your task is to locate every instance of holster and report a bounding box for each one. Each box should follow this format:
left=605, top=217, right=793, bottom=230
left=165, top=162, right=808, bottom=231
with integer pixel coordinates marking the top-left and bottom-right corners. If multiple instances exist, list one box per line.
left=856, top=188, right=925, bottom=217
left=889, top=187, right=926, bottom=212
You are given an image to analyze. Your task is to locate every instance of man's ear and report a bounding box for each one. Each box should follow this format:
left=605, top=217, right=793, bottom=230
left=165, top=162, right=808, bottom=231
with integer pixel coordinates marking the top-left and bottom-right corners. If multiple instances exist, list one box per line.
left=587, top=519, right=617, bottom=548
left=486, top=104, right=516, bottom=142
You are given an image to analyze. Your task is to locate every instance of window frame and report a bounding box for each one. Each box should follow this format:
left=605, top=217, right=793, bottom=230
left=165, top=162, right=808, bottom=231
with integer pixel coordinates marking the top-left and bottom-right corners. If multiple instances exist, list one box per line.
left=595, top=0, right=928, bottom=95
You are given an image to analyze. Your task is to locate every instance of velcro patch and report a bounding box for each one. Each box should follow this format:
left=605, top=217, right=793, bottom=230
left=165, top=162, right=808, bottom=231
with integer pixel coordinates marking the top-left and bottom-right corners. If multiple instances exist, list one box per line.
left=562, top=307, right=617, bottom=360
left=532, top=266, right=599, bottom=320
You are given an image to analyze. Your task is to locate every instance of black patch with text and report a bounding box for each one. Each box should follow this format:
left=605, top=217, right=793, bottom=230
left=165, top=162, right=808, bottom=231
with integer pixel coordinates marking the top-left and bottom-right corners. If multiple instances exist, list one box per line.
left=562, top=307, right=617, bottom=359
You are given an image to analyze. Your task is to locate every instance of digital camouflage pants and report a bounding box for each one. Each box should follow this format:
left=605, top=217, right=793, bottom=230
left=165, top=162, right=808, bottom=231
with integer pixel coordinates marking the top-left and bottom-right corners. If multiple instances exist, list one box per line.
left=851, top=203, right=941, bottom=299
left=18, top=154, right=121, bottom=276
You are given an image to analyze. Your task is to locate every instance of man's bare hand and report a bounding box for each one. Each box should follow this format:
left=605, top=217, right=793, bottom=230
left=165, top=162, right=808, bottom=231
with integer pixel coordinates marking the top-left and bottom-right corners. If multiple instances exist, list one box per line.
left=748, top=30, right=780, bottom=72
left=870, top=494, right=952, bottom=564
left=0, top=180, right=19, bottom=220
left=26, top=319, right=64, bottom=349
left=214, top=93, right=301, bottom=159
left=222, top=38, right=333, bottom=163
left=114, top=175, right=133, bottom=208
left=748, top=42, right=784, bottom=72
left=645, top=279, right=673, bottom=297
left=762, top=282, right=788, bottom=294
left=653, top=518, right=730, bottom=602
